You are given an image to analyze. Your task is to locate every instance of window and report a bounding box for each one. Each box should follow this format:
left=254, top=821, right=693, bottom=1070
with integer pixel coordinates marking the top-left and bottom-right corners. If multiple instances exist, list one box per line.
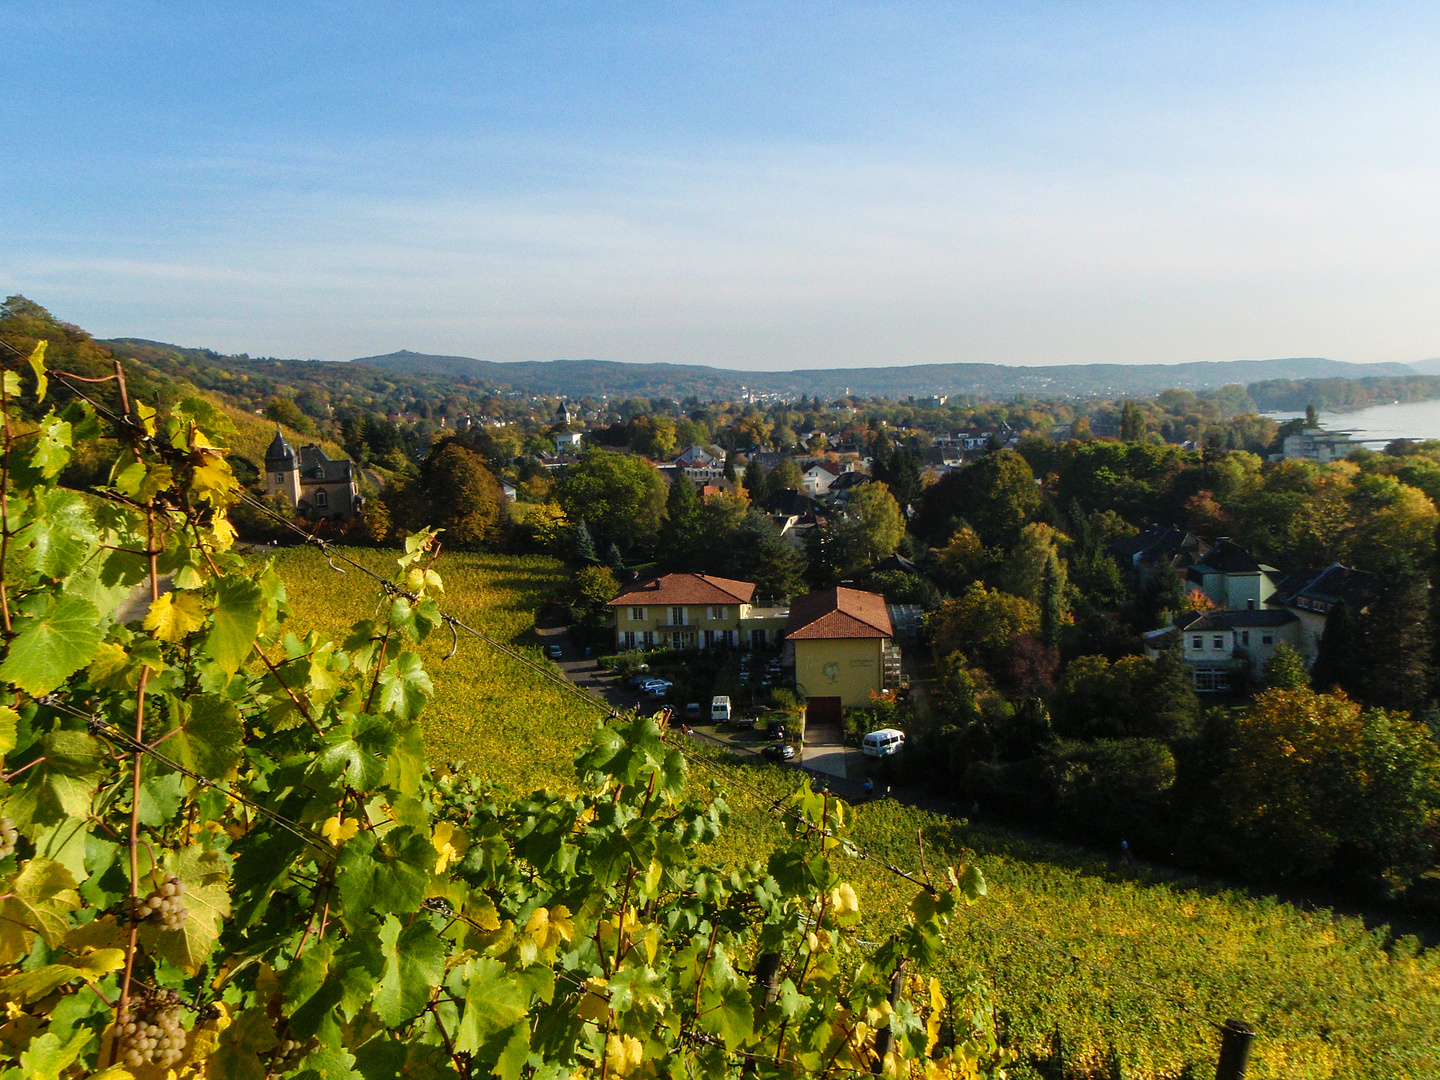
left=623, top=632, right=635, bottom=648
left=1240, top=631, right=1250, bottom=646
left=1194, top=669, right=1229, bottom=692
left=709, top=606, right=728, bottom=621
left=629, top=607, right=646, bottom=622
left=1212, top=636, right=1224, bottom=650
left=1247, top=599, right=1255, bottom=610
left=1261, top=634, right=1273, bottom=645
left=642, top=631, right=654, bottom=648
left=671, top=606, right=687, bottom=626
left=1191, top=636, right=1203, bottom=650
left=314, top=489, right=328, bottom=508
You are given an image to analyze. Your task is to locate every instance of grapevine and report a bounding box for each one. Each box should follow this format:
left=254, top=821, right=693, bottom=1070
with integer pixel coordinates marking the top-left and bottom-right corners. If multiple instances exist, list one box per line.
left=0, top=342, right=1008, bottom=1077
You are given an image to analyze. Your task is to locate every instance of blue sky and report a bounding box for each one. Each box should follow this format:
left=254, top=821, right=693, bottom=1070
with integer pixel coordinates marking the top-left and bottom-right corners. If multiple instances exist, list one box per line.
left=3, top=2, right=1438, bottom=367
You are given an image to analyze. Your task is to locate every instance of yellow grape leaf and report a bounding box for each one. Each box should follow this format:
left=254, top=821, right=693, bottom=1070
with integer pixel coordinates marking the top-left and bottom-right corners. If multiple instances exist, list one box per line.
left=189, top=457, right=238, bottom=507
left=321, top=816, right=359, bottom=845
left=64, top=914, right=126, bottom=953
left=0, top=859, right=81, bottom=963
left=431, top=820, right=467, bottom=873
left=605, top=1033, right=643, bottom=1077
left=143, top=591, right=207, bottom=642
left=26, top=342, right=47, bottom=402
left=0, top=948, right=124, bottom=1002
left=0, top=706, right=16, bottom=758
left=577, top=977, right=610, bottom=1023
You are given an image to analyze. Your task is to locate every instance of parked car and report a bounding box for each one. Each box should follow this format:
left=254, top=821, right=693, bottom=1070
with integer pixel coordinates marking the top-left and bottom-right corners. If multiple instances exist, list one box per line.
left=862, top=728, right=906, bottom=757
left=630, top=673, right=659, bottom=689
left=711, top=696, right=732, bottom=722
left=643, top=679, right=674, bottom=697
left=545, top=644, right=563, bottom=660
left=766, top=720, right=787, bottom=741
left=763, top=744, right=796, bottom=762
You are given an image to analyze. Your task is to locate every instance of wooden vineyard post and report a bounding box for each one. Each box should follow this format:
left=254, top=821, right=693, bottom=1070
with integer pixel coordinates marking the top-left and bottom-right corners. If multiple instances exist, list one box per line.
left=871, top=954, right=906, bottom=1074
left=1215, top=1017, right=1255, bottom=1080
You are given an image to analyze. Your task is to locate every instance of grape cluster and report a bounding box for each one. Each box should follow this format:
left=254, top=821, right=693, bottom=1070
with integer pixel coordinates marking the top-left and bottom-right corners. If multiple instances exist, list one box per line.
left=116, top=990, right=187, bottom=1069
left=135, top=876, right=188, bottom=931
left=272, top=1036, right=314, bottom=1070
left=0, top=818, right=16, bottom=858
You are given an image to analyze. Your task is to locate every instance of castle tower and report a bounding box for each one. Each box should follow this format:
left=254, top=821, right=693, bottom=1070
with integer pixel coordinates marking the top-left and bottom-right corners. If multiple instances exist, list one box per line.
left=264, top=426, right=302, bottom=507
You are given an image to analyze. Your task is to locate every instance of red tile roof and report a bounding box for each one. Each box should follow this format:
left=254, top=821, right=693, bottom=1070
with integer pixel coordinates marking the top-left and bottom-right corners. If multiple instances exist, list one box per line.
left=785, top=587, right=893, bottom=640
left=608, top=573, right=756, bottom=607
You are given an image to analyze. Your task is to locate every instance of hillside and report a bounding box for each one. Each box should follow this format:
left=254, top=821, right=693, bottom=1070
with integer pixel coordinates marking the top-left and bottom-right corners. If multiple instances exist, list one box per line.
left=357, top=348, right=1416, bottom=400
left=267, top=544, right=1440, bottom=1080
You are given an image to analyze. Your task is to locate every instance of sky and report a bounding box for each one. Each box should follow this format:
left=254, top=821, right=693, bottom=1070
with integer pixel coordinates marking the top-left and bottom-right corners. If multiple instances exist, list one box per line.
left=3, top=2, right=1439, bottom=369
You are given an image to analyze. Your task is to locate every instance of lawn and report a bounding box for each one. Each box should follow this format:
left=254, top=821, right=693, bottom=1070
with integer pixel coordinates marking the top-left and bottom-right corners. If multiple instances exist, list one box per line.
left=265, top=545, right=1440, bottom=1080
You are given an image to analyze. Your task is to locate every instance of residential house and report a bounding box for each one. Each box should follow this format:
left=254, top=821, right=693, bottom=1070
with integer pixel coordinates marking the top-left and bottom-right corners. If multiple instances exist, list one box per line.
left=1145, top=609, right=1304, bottom=692
left=555, top=431, right=585, bottom=455
left=801, top=462, right=841, bottom=497
left=1111, top=524, right=1210, bottom=582
left=264, top=428, right=361, bottom=521
left=785, top=587, right=897, bottom=724
left=1266, top=563, right=1378, bottom=662
left=607, top=573, right=789, bottom=652
left=1186, top=540, right=1281, bottom=610
left=672, top=444, right=727, bottom=485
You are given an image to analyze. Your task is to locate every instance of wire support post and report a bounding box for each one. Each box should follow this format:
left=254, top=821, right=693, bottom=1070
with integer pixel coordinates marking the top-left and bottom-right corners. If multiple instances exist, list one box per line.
left=1214, top=1017, right=1254, bottom=1080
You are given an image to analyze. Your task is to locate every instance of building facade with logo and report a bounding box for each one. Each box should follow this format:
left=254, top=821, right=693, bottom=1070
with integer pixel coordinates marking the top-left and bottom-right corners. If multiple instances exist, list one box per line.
left=785, top=587, right=896, bottom=724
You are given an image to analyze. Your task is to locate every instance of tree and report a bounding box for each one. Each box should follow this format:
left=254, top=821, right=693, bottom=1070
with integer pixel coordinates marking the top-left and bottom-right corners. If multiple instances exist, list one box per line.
left=421, top=442, right=504, bottom=549
left=1038, top=550, right=1069, bottom=651
left=1354, top=575, right=1434, bottom=713
left=572, top=516, right=599, bottom=563
left=559, top=448, right=667, bottom=555
left=662, top=473, right=704, bottom=570
left=742, top=456, right=765, bottom=500
left=829, top=481, right=904, bottom=575
left=1218, top=688, right=1440, bottom=879
left=998, top=522, right=1064, bottom=604
left=927, top=584, right=1040, bottom=673
left=767, top=456, right=804, bottom=495
left=719, top=509, right=807, bottom=601
left=1119, top=401, right=1146, bottom=442
left=1263, top=643, right=1309, bottom=690
left=915, top=449, right=1040, bottom=547
left=884, top=447, right=922, bottom=509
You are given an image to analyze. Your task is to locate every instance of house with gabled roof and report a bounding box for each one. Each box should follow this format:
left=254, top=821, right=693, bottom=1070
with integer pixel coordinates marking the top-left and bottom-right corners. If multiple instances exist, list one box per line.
left=1266, top=563, right=1378, bottom=662
left=1185, top=539, right=1282, bottom=611
left=264, top=428, right=361, bottom=521
left=608, top=573, right=788, bottom=651
left=1145, top=609, right=1303, bottom=692
left=786, top=587, right=897, bottom=722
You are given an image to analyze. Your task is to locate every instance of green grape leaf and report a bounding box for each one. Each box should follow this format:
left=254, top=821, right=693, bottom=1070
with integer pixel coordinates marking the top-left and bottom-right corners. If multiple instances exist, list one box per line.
left=335, top=828, right=430, bottom=919
left=0, top=593, right=102, bottom=694
left=168, top=692, right=244, bottom=781
left=695, top=946, right=753, bottom=1050
left=25, top=340, right=47, bottom=402
left=28, top=416, right=72, bottom=480
left=958, top=863, right=987, bottom=902
left=374, top=652, right=433, bottom=721
left=136, top=845, right=230, bottom=973
left=454, top=957, right=529, bottom=1054
left=1, top=730, right=105, bottom=835
left=143, top=590, right=208, bottom=642
left=208, top=1006, right=278, bottom=1080
left=16, top=1029, right=90, bottom=1080
left=373, top=915, right=446, bottom=1026
left=608, top=963, right=670, bottom=1021
left=30, top=816, right=92, bottom=884
left=21, top=488, right=97, bottom=582
left=312, top=715, right=396, bottom=792
left=332, top=929, right=386, bottom=1021
left=136, top=771, right=186, bottom=827
left=205, top=574, right=263, bottom=674
left=0, top=858, right=81, bottom=963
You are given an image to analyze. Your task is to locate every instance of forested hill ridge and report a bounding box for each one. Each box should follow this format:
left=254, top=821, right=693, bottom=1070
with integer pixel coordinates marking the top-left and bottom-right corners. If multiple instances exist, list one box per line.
left=357, top=348, right=1415, bottom=400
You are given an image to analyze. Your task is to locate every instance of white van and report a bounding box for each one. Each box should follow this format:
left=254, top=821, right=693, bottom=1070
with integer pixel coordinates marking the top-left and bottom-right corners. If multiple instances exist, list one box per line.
left=710, top=695, right=732, bottom=722
left=862, top=728, right=906, bottom=757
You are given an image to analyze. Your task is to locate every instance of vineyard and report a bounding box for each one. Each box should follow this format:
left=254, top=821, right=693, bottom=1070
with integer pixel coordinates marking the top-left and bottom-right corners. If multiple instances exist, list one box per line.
left=268, top=546, right=1440, bottom=1080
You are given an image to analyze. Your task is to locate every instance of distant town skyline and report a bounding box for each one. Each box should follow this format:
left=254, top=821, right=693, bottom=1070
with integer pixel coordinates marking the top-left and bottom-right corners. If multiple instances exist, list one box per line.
left=4, top=3, right=1439, bottom=369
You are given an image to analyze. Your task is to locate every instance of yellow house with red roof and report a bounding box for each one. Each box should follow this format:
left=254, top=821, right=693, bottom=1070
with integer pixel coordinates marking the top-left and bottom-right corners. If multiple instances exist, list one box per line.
left=786, top=587, right=896, bottom=722
left=607, top=573, right=788, bottom=652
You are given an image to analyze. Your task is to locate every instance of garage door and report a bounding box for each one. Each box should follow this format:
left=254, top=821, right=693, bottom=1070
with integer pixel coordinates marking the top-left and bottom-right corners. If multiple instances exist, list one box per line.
left=806, top=697, right=842, bottom=726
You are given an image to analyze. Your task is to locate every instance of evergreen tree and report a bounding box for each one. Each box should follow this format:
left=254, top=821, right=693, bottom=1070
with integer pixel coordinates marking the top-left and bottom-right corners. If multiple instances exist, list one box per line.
left=742, top=457, right=765, bottom=500
left=1356, top=575, right=1434, bottom=713
left=605, top=542, right=626, bottom=571
left=1148, top=638, right=1202, bottom=739
left=1039, top=550, right=1069, bottom=651
left=1311, top=601, right=1360, bottom=695
left=1119, top=401, right=1146, bottom=442
left=572, top=516, right=599, bottom=564
left=661, top=475, right=703, bottom=570
left=721, top=508, right=807, bottom=601
left=886, top=447, right=922, bottom=508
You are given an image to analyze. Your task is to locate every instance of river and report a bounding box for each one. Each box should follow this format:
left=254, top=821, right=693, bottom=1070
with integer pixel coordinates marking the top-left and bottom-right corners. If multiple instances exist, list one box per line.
left=1264, top=397, right=1440, bottom=445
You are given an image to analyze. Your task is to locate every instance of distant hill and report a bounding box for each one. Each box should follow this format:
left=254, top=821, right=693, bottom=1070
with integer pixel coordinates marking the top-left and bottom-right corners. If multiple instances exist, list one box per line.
left=1407, top=358, right=1440, bottom=376
left=355, top=349, right=1415, bottom=400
